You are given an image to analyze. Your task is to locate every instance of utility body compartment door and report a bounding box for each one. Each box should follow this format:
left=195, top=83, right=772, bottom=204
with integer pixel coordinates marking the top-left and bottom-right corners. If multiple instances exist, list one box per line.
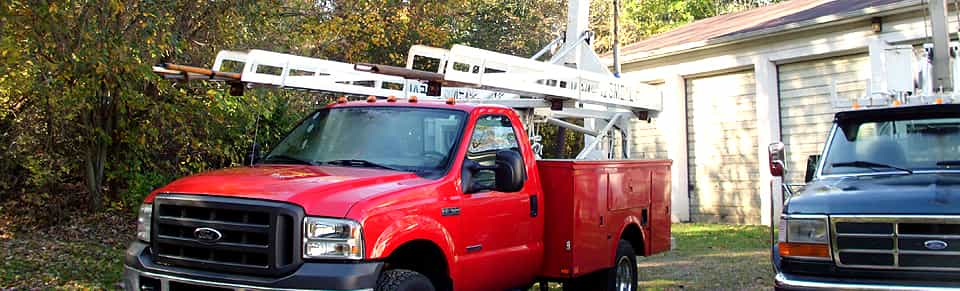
left=537, top=159, right=672, bottom=279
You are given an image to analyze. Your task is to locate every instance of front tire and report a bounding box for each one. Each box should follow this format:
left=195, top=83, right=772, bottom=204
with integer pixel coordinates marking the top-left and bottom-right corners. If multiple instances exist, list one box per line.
left=607, top=240, right=638, bottom=291
left=376, top=269, right=436, bottom=291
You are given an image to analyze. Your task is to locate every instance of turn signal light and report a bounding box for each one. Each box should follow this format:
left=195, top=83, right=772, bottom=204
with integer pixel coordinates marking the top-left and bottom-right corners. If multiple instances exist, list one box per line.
left=779, top=242, right=830, bottom=258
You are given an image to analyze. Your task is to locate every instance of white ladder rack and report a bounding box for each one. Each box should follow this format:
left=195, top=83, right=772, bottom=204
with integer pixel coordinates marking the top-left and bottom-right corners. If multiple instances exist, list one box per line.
left=153, top=46, right=661, bottom=112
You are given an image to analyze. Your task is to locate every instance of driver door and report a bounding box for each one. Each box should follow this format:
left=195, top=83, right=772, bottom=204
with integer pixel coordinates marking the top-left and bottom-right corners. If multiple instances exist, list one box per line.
left=458, top=113, right=539, bottom=290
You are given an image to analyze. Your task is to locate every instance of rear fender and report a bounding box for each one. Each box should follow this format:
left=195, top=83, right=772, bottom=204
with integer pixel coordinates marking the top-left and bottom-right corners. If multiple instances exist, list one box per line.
left=613, top=217, right=647, bottom=259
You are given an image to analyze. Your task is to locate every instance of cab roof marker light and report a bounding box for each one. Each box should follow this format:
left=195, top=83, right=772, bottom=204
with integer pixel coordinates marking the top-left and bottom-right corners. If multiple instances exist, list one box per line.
left=336, top=96, right=347, bottom=104
left=935, top=97, right=944, bottom=104
left=446, top=97, right=456, bottom=105
left=387, top=95, right=397, bottom=102
left=366, top=95, right=376, bottom=103
left=409, top=95, right=418, bottom=103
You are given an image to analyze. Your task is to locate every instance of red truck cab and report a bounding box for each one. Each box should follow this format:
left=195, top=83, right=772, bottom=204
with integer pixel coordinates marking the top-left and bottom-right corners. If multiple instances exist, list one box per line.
left=124, top=100, right=671, bottom=291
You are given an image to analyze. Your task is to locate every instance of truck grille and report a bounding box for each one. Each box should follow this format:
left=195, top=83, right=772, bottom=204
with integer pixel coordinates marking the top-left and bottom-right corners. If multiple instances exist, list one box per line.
left=152, top=194, right=303, bottom=276
left=832, top=216, right=960, bottom=271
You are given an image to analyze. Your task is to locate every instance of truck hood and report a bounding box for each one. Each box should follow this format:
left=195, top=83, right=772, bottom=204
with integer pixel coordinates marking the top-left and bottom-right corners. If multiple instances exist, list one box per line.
left=786, top=173, right=960, bottom=215
left=147, top=164, right=431, bottom=217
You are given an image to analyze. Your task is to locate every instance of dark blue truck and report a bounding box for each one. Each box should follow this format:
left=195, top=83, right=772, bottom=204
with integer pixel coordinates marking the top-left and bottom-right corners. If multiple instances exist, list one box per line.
left=769, top=103, right=960, bottom=290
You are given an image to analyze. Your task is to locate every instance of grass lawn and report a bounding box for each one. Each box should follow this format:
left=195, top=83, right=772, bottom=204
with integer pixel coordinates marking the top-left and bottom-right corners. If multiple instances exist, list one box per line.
left=1, top=222, right=774, bottom=290
left=635, top=223, right=774, bottom=290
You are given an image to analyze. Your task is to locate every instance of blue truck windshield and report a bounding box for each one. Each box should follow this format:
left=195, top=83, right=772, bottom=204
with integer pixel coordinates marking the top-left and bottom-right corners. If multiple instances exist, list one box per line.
left=264, top=107, right=466, bottom=176
left=821, top=117, right=960, bottom=175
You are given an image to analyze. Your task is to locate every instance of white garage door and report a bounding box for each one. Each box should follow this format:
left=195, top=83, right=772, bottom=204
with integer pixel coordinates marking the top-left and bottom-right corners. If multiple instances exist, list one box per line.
left=630, top=82, right=669, bottom=160
left=778, top=54, right=870, bottom=185
left=686, top=70, right=760, bottom=224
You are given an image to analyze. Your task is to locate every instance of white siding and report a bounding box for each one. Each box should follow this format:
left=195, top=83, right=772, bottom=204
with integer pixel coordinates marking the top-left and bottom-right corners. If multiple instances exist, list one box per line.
left=686, top=70, right=761, bottom=224
left=630, top=82, right=670, bottom=160
left=777, top=54, right=870, bottom=185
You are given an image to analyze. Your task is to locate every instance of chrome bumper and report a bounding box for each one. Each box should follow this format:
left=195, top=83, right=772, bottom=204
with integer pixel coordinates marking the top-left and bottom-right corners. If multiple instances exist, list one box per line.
left=124, top=266, right=373, bottom=291
left=775, top=273, right=960, bottom=291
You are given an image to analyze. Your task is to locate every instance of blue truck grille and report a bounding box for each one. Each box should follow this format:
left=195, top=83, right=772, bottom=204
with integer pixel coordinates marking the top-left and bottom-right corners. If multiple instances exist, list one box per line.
left=832, top=216, right=960, bottom=271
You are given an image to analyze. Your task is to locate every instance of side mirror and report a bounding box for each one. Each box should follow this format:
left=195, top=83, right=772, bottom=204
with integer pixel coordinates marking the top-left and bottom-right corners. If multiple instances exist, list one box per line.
left=493, top=150, right=525, bottom=193
left=804, top=155, right=821, bottom=183
left=768, top=142, right=786, bottom=177
left=462, top=150, right=526, bottom=194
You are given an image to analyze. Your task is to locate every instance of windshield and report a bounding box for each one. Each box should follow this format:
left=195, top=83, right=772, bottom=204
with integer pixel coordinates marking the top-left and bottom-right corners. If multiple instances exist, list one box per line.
left=821, top=117, right=960, bottom=175
left=264, top=106, right=466, bottom=177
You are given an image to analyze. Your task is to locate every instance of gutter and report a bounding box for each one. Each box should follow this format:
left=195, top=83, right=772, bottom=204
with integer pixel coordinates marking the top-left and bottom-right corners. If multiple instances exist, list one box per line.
left=612, top=0, right=924, bottom=65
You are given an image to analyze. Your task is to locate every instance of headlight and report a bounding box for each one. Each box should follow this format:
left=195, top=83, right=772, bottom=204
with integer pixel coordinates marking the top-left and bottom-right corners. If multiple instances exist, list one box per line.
left=303, top=217, right=363, bottom=260
left=137, top=204, right=153, bottom=242
left=785, top=218, right=828, bottom=244
left=778, top=215, right=830, bottom=260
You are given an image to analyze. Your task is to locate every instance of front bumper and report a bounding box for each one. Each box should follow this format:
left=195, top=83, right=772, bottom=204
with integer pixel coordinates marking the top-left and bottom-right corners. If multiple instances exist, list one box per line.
left=124, top=241, right=381, bottom=291
left=775, top=272, right=960, bottom=291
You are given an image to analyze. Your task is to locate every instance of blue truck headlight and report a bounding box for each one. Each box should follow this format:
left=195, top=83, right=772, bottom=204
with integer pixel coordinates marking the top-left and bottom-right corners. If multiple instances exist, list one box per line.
left=779, top=215, right=830, bottom=260
left=303, top=217, right=363, bottom=260
left=785, top=218, right=828, bottom=244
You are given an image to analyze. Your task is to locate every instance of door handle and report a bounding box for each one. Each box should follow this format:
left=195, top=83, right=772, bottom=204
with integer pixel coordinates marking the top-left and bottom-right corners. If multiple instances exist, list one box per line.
left=529, top=195, right=538, bottom=217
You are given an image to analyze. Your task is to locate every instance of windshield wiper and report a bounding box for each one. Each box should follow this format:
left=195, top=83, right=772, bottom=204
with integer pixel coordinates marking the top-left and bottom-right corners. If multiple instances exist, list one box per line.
left=832, top=160, right=913, bottom=174
left=319, top=159, right=405, bottom=172
left=260, top=154, right=317, bottom=165
left=936, top=160, right=960, bottom=166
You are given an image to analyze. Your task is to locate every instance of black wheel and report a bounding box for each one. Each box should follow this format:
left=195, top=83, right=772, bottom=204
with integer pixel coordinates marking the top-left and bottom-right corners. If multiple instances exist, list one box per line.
left=376, top=269, right=436, bottom=291
left=607, top=240, right=638, bottom=291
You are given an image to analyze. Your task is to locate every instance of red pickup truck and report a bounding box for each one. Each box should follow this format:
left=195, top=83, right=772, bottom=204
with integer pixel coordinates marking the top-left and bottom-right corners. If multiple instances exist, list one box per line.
left=123, top=99, right=671, bottom=291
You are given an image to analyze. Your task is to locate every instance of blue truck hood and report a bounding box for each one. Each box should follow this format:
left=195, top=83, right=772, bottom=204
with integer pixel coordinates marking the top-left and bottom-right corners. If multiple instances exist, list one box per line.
left=785, top=173, right=960, bottom=215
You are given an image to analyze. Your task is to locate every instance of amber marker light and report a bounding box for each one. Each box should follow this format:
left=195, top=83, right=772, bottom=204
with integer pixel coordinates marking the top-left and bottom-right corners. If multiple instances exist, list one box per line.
left=935, top=97, right=944, bottom=104
left=409, top=95, right=418, bottom=103
left=892, top=99, right=902, bottom=106
left=779, top=242, right=830, bottom=259
left=336, top=96, right=347, bottom=104
left=387, top=95, right=397, bottom=102
left=446, top=97, right=456, bottom=105
left=366, top=95, right=376, bottom=103
left=851, top=101, right=860, bottom=109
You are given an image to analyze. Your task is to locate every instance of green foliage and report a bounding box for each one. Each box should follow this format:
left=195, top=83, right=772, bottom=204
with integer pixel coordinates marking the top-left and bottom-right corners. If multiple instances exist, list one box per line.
left=0, top=0, right=783, bottom=223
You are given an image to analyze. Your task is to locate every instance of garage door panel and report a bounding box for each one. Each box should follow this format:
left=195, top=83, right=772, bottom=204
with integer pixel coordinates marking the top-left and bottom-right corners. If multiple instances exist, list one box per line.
left=686, top=69, right=760, bottom=224
left=777, top=57, right=870, bottom=75
left=780, top=81, right=869, bottom=100
left=778, top=54, right=868, bottom=185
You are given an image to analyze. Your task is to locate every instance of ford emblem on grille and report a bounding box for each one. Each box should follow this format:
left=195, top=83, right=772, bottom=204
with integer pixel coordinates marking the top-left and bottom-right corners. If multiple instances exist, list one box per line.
left=924, top=240, right=949, bottom=250
left=194, top=227, right=223, bottom=243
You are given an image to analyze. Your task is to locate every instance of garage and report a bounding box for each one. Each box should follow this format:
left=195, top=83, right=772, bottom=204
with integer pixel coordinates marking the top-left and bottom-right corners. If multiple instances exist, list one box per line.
left=685, top=70, right=760, bottom=224
left=777, top=54, right=870, bottom=185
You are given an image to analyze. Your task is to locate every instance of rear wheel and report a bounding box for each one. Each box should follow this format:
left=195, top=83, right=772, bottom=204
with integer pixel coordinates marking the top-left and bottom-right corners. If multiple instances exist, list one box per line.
left=607, top=240, right=638, bottom=291
left=376, top=269, right=435, bottom=291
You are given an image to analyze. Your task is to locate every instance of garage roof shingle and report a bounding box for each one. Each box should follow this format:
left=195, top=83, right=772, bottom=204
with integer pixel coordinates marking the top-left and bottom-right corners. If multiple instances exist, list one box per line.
left=618, top=0, right=907, bottom=56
